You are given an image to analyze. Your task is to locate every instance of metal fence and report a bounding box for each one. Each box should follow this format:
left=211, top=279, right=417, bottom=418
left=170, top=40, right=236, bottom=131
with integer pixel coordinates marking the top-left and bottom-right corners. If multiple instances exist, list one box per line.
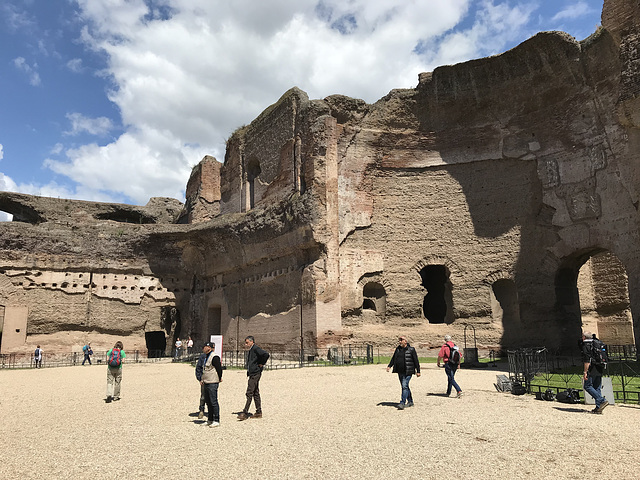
left=508, top=345, right=640, bottom=404
left=1, top=344, right=377, bottom=370
left=0, top=349, right=169, bottom=369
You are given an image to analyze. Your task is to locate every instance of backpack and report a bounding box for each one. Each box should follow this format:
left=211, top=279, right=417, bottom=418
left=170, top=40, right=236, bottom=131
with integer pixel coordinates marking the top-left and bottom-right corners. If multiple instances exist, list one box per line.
left=556, top=388, right=581, bottom=404
left=83, top=345, right=88, bottom=353
left=590, top=338, right=608, bottom=365
left=108, top=348, right=122, bottom=367
left=446, top=343, right=461, bottom=367
left=34, top=348, right=40, bottom=357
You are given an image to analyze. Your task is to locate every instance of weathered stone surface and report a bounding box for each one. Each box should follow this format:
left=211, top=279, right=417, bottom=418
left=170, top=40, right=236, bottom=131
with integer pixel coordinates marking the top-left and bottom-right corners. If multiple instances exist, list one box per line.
left=1, top=0, right=639, bottom=355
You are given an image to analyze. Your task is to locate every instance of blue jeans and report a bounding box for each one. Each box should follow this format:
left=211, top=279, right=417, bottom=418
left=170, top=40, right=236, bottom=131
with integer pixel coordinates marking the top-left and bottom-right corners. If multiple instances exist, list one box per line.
left=445, top=364, right=461, bottom=395
left=584, top=374, right=605, bottom=407
left=397, top=374, right=413, bottom=404
left=203, top=382, right=220, bottom=423
left=199, top=383, right=206, bottom=412
left=82, top=354, right=91, bottom=365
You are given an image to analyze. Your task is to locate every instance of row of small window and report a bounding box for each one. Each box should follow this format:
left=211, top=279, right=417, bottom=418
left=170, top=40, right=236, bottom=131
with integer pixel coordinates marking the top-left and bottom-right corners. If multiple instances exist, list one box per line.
left=16, top=282, right=168, bottom=291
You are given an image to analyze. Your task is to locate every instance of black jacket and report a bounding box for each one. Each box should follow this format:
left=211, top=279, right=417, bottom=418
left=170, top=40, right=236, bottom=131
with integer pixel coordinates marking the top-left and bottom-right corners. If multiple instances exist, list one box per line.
left=388, top=345, right=420, bottom=375
left=195, top=352, right=223, bottom=382
left=246, top=344, right=270, bottom=376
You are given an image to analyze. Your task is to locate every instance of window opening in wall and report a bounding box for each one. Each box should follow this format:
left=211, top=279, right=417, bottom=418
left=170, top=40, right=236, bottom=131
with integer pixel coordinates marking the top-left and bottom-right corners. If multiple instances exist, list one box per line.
left=362, top=282, right=386, bottom=315
left=145, top=331, right=166, bottom=358
left=208, top=305, right=222, bottom=336
left=246, top=159, right=261, bottom=209
left=491, top=279, right=520, bottom=325
left=419, top=265, right=451, bottom=324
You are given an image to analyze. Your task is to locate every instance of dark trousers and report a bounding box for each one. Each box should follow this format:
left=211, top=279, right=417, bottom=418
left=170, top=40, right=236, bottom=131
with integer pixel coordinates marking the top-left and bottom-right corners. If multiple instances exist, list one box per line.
left=445, top=364, right=461, bottom=394
left=199, top=383, right=206, bottom=412
left=243, top=372, right=262, bottom=414
left=82, top=354, right=92, bottom=365
left=203, top=382, right=220, bottom=423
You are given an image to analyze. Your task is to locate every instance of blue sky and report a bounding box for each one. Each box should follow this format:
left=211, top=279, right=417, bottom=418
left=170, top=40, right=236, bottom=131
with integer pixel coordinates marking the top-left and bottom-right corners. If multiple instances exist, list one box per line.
left=0, top=0, right=604, bottom=208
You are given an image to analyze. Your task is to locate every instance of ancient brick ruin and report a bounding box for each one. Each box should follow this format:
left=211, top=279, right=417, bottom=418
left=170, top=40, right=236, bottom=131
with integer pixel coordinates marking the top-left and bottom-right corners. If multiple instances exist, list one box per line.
left=1, top=0, right=639, bottom=356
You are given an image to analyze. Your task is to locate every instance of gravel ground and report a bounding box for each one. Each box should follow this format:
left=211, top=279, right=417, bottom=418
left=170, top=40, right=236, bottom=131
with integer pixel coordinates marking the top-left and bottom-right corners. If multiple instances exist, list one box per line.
left=1, top=361, right=639, bottom=479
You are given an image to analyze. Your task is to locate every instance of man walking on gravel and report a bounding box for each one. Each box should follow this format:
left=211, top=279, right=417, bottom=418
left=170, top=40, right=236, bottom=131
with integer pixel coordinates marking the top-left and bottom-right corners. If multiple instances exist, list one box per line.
left=581, top=331, right=609, bottom=414
left=437, top=335, right=463, bottom=398
left=195, top=342, right=223, bottom=427
left=237, top=336, right=270, bottom=421
left=386, top=336, right=420, bottom=409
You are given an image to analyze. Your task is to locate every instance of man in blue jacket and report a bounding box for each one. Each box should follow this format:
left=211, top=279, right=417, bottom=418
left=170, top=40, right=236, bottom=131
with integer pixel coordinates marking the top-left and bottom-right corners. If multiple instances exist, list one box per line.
left=386, top=336, right=421, bottom=409
left=237, top=336, right=270, bottom=421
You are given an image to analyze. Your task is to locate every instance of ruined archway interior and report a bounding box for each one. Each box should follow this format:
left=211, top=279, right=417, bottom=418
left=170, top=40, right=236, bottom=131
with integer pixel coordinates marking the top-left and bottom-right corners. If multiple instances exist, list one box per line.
left=420, top=265, right=452, bottom=324
left=491, top=279, right=520, bottom=325
left=362, top=282, right=386, bottom=315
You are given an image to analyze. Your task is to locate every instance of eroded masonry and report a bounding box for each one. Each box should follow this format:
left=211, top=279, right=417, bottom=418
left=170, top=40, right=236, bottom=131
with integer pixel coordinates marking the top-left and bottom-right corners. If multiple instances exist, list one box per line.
left=1, top=0, right=640, bottom=356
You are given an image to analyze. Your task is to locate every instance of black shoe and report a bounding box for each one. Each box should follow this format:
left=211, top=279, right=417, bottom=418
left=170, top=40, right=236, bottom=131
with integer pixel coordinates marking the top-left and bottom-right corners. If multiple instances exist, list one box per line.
left=105, top=396, right=113, bottom=403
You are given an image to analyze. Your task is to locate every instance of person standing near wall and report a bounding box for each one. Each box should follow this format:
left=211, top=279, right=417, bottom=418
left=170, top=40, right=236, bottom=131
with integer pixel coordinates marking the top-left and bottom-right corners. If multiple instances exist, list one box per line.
left=174, top=338, right=182, bottom=359
left=195, top=342, right=223, bottom=427
left=437, top=335, right=463, bottom=398
left=386, top=336, right=421, bottom=409
left=187, top=337, right=194, bottom=355
left=82, top=342, right=93, bottom=365
left=237, top=336, right=270, bottom=421
left=105, top=341, right=125, bottom=403
left=34, top=345, right=43, bottom=368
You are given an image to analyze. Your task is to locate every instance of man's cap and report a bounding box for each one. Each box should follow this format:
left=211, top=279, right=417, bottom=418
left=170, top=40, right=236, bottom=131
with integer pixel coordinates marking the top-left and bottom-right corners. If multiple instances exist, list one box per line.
left=204, top=342, right=215, bottom=348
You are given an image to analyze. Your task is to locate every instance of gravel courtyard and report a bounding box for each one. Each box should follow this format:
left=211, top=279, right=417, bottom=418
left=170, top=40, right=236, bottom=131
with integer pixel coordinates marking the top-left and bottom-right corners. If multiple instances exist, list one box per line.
left=1, top=361, right=639, bottom=479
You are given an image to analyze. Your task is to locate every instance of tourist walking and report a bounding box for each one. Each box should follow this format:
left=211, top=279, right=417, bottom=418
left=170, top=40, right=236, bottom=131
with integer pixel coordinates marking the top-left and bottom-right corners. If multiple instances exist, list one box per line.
left=82, top=342, right=93, bottom=365
left=386, top=336, right=420, bottom=409
left=195, top=342, right=223, bottom=427
left=437, top=335, right=463, bottom=398
left=237, top=336, right=270, bottom=420
left=34, top=345, right=43, bottom=368
left=105, top=341, right=125, bottom=403
left=581, top=331, right=609, bottom=414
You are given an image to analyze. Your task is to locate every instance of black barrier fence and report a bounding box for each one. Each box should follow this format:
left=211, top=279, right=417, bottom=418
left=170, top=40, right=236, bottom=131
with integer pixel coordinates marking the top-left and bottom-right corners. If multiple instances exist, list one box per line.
left=508, top=345, right=640, bottom=404
left=180, top=344, right=377, bottom=370
left=1, top=344, right=377, bottom=370
left=0, top=349, right=168, bottom=369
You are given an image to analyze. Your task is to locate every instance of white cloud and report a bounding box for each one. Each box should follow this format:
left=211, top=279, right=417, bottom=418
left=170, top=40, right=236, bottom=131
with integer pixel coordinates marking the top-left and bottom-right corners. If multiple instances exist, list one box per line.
left=43, top=0, right=548, bottom=205
left=13, top=56, right=41, bottom=86
left=64, top=112, right=114, bottom=136
left=552, top=1, right=594, bottom=22
left=67, top=58, right=83, bottom=73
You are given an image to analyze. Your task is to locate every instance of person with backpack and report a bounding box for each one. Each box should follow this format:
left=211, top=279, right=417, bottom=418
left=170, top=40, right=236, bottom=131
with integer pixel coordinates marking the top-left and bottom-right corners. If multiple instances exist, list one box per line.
left=82, top=342, right=93, bottom=365
left=581, top=331, right=609, bottom=414
left=437, top=335, right=463, bottom=398
left=34, top=345, right=43, bottom=368
left=105, top=341, right=126, bottom=403
left=386, top=336, right=421, bottom=410
left=237, top=336, right=270, bottom=420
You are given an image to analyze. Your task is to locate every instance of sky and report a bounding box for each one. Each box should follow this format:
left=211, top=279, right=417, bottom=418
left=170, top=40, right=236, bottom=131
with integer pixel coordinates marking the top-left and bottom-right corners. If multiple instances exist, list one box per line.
left=0, top=0, right=605, bottom=209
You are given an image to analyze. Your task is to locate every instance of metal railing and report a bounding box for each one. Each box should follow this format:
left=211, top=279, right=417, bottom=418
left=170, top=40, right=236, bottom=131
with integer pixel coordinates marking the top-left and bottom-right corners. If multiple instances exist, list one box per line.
left=508, top=345, right=640, bottom=404
left=0, top=349, right=169, bottom=369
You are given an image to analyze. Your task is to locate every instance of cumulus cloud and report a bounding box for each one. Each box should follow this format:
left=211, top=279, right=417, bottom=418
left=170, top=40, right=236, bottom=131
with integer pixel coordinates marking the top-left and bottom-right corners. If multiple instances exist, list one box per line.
left=45, top=0, right=551, bottom=204
left=64, top=112, right=114, bottom=137
left=67, top=58, right=83, bottom=73
left=13, top=56, right=41, bottom=86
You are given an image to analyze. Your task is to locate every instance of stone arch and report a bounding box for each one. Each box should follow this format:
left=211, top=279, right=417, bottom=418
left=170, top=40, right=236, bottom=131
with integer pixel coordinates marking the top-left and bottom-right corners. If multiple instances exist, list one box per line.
left=357, top=275, right=389, bottom=317
left=413, top=256, right=458, bottom=324
left=555, top=247, right=634, bottom=346
left=245, top=157, right=262, bottom=209
left=484, top=272, right=521, bottom=326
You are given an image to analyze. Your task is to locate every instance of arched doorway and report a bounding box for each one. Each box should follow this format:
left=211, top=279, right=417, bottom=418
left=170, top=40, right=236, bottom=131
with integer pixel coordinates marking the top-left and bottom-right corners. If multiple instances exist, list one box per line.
left=362, top=282, right=386, bottom=315
left=419, top=265, right=452, bottom=324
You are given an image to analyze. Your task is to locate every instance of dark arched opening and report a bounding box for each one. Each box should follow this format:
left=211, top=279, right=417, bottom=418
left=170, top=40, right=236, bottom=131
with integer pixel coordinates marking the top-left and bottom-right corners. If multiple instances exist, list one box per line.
left=420, top=265, right=451, bottom=323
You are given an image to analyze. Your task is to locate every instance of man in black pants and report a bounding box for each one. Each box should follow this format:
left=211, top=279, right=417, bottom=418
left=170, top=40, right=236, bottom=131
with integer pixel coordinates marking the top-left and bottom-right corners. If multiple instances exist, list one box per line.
left=238, top=336, right=270, bottom=420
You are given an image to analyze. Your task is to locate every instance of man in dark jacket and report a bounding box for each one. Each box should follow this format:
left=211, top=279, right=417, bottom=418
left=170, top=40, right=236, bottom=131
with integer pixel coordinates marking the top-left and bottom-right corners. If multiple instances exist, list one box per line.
left=386, top=336, right=421, bottom=409
left=238, top=336, right=270, bottom=420
left=195, top=342, right=223, bottom=427
left=581, top=331, right=609, bottom=414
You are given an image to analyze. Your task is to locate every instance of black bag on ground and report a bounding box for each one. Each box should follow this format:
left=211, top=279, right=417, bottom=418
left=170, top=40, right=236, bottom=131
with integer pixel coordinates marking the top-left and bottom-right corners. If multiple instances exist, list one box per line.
left=511, top=382, right=527, bottom=395
left=556, top=388, right=581, bottom=404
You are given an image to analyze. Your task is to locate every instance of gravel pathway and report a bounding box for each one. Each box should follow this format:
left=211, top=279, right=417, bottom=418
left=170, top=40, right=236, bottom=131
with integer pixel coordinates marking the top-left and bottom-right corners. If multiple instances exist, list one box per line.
left=1, top=362, right=638, bottom=479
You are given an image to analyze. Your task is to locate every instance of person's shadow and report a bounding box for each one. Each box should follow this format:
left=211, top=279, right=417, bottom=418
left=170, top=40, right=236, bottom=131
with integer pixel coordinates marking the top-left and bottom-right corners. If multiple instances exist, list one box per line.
left=376, top=401, right=400, bottom=408
left=553, top=406, right=587, bottom=413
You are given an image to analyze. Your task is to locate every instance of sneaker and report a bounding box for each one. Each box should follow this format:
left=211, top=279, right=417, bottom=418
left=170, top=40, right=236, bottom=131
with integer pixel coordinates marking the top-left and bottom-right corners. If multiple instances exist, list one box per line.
left=397, top=403, right=405, bottom=410
left=456, top=391, right=463, bottom=399
left=201, top=421, right=213, bottom=426
left=591, top=407, right=602, bottom=414
left=209, top=421, right=220, bottom=427
left=596, top=400, right=610, bottom=413
left=113, top=397, right=120, bottom=401
left=251, top=413, right=263, bottom=419
left=198, top=411, right=204, bottom=419
left=237, top=412, right=249, bottom=421
left=105, top=396, right=112, bottom=403
left=406, top=402, right=414, bottom=408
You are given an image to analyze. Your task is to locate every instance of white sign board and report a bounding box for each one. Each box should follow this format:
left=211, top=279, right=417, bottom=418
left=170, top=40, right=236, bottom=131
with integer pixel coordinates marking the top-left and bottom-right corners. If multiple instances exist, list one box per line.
left=209, top=335, right=223, bottom=357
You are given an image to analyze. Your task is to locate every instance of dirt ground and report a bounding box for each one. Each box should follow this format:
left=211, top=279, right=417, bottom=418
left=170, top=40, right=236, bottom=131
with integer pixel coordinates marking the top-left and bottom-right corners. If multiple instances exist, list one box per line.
left=1, top=361, right=639, bottom=479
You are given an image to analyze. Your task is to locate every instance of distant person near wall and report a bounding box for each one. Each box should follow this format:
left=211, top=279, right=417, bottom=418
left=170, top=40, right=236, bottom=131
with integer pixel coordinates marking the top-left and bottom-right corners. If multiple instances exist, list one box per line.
left=237, top=336, right=270, bottom=421
left=34, top=345, right=43, bottom=368
left=82, top=343, right=93, bottom=365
